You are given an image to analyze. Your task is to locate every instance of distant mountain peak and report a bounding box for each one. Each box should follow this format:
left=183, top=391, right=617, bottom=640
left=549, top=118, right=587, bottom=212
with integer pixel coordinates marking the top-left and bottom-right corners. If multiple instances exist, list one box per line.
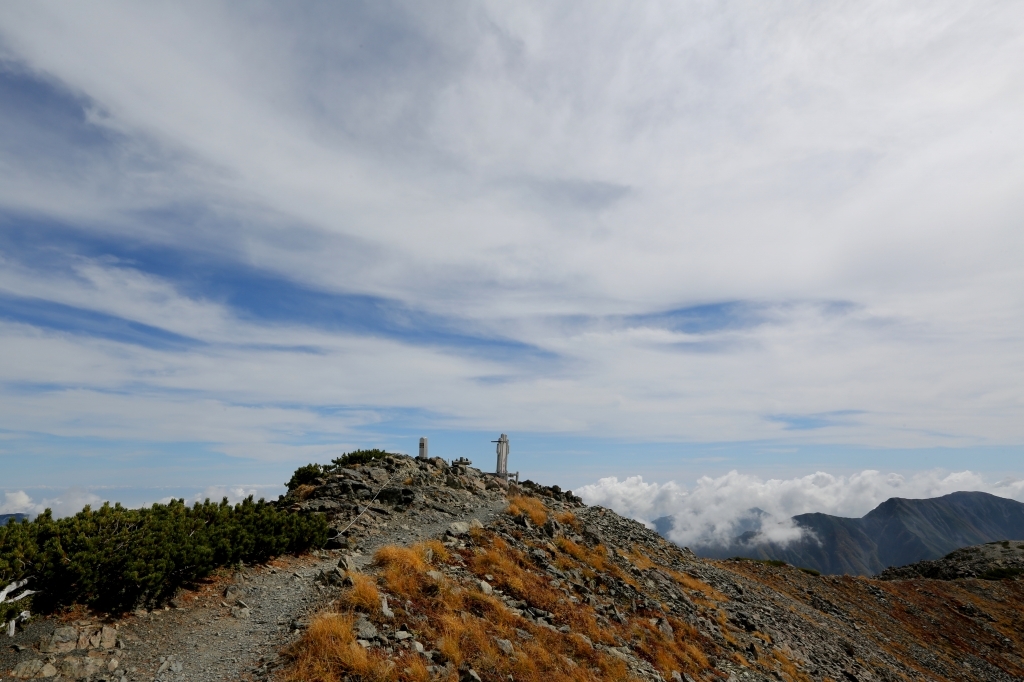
left=660, top=490, right=1024, bottom=576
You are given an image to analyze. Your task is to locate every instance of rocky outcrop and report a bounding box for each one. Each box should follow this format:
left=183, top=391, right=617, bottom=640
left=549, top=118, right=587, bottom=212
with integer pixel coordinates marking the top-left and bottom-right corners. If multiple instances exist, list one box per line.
left=281, top=453, right=580, bottom=551
left=879, top=540, right=1024, bottom=581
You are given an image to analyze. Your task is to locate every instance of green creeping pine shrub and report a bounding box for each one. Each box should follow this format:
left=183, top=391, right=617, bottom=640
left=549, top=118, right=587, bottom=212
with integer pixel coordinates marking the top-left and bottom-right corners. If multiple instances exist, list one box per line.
left=330, top=448, right=392, bottom=468
left=286, top=450, right=397, bottom=490
left=287, top=463, right=325, bottom=490
left=0, top=497, right=327, bottom=616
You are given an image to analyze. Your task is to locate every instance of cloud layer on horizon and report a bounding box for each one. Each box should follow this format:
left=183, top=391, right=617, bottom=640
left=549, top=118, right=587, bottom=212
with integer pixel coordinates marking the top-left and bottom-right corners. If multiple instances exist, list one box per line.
left=577, top=469, right=1024, bottom=547
left=0, top=2, right=1022, bottom=480
left=0, top=485, right=274, bottom=518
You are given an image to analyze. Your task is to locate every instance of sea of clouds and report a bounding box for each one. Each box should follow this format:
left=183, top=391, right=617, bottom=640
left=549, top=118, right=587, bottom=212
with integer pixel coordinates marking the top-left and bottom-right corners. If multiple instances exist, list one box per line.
left=577, top=470, right=1024, bottom=549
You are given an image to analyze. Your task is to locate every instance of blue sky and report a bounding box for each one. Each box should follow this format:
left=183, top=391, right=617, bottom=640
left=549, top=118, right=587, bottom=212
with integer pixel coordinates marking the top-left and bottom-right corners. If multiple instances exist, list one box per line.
left=1, top=2, right=1023, bottom=522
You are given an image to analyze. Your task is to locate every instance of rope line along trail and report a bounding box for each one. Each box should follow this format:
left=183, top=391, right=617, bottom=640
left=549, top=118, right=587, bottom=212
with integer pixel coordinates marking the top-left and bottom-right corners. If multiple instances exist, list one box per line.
left=336, top=472, right=401, bottom=537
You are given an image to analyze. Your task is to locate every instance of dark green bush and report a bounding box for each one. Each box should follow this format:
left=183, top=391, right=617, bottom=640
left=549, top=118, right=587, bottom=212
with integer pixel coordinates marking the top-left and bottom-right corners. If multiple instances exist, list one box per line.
left=980, top=566, right=1022, bottom=581
left=287, top=463, right=325, bottom=490
left=331, top=449, right=392, bottom=468
left=0, top=497, right=327, bottom=616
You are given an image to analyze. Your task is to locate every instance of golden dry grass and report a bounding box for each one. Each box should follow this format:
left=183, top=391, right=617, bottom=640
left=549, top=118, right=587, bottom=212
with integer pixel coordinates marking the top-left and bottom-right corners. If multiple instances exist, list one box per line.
left=293, top=483, right=317, bottom=501
left=286, top=612, right=403, bottom=682
left=507, top=494, right=549, bottom=526
left=339, top=572, right=381, bottom=613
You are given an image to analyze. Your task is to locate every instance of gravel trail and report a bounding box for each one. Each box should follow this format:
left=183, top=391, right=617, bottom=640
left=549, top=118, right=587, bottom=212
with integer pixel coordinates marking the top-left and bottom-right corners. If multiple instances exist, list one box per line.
left=1, top=494, right=509, bottom=682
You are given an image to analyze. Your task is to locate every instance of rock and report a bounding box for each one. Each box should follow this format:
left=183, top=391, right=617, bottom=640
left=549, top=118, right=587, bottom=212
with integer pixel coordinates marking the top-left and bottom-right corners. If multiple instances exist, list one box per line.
left=470, top=518, right=484, bottom=529
left=448, top=521, right=471, bottom=536
left=38, top=662, right=58, bottom=678
left=337, top=555, right=353, bottom=571
left=231, top=606, right=251, bottom=619
left=459, top=667, right=482, bottom=681
left=479, top=580, right=493, bottom=595
left=59, top=655, right=105, bottom=679
left=156, top=655, right=182, bottom=674
left=381, top=595, right=395, bottom=619
left=10, top=659, right=43, bottom=679
left=224, top=584, right=247, bottom=604
left=107, top=657, right=119, bottom=672
left=40, top=626, right=79, bottom=654
left=656, top=617, right=674, bottom=638
left=316, top=567, right=347, bottom=586
left=496, top=638, right=514, bottom=655
left=395, top=630, right=413, bottom=641
left=101, top=625, right=117, bottom=649
left=412, top=640, right=425, bottom=653
left=671, top=672, right=684, bottom=682
left=355, top=617, right=378, bottom=640
left=426, top=570, right=444, bottom=581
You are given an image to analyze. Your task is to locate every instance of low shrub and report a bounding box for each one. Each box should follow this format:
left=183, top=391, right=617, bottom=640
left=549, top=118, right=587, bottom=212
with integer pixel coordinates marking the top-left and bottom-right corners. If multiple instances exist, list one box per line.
left=332, top=449, right=393, bottom=468
left=286, top=450, right=398, bottom=492
left=0, top=497, right=327, bottom=617
left=287, top=464, right=325, bottom=490
left=980, top=566, right=1023, bottom=581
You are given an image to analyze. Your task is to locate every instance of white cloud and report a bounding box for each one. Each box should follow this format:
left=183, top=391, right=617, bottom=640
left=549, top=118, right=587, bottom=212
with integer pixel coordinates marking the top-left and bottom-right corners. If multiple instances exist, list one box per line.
left=5, top=486, right=285, bottom=519
left=0, top=490, right=33, bottom=515
left=1, top=489, right=104, bottom=519
left=0, top=2, right=1021, bottom=469
left=577, top=469, right=1024, bottom=547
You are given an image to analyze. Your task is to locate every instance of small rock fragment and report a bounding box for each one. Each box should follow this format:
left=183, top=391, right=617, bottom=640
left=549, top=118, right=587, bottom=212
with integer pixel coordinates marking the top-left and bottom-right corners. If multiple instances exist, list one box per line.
left=448, top=521, right=471, bottom=536
left=496, top=638, right=514, bottom=655
left=101, top=625, right=117, bottom=649
left=10, top=659, right=43, bottom=679
left=224, top=584, right=247, bottom=604
left=355, top=617, right=378, bottom=640
left=479, top=580, right=493, bottom=595
left=39, top=626, right=79, bottom=654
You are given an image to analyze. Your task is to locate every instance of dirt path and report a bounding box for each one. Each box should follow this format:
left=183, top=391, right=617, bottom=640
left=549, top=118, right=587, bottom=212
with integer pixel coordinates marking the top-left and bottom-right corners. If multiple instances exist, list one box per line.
left=2, top=496, right=509, bottom=682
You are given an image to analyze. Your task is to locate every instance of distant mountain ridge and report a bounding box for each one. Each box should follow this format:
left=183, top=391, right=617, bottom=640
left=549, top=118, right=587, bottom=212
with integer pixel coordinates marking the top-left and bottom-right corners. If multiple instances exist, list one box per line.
left=1, top=513, right=27, bottom=526
left=657, top=491, right=1024, bottom=576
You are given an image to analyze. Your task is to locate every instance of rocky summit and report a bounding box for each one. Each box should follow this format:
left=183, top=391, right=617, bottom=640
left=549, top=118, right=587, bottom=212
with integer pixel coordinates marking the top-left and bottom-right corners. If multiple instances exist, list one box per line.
left=4, top=453, right=1024, bottom=682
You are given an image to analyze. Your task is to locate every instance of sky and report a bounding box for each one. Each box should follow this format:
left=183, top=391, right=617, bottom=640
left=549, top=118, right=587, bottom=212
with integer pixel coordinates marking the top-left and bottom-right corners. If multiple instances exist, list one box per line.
left=1, top=2, right=1023, bottom=532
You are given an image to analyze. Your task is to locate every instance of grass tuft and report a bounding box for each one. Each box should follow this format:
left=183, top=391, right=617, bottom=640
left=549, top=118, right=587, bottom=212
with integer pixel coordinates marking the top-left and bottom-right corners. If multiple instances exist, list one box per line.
left=507, top=495, right=549, bottom=526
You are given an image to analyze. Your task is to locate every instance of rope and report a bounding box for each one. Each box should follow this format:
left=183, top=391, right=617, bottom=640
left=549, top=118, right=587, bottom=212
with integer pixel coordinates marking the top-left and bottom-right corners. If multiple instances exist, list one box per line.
left=336, top=471, right=400, bottom=537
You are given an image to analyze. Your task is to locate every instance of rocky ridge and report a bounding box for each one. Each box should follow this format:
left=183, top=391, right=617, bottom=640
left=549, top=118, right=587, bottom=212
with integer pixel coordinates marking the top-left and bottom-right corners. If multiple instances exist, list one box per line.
left=878, top=540, right=1024, bottom=581
left=4, top=453, right=1024, bottom=682
left=287, top=458, right=1024, bottom=682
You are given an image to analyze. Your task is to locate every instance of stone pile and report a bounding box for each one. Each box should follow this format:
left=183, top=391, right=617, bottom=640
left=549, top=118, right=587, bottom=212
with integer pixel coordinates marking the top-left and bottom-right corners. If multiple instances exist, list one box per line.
left=11, top=622, right=124, bottom=680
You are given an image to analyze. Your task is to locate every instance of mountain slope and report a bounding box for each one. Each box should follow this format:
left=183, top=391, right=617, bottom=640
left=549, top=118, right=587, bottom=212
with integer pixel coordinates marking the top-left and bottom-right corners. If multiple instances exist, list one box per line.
left=4, top=458, right=1024, bottom=682
left=687, top=491, right=1024, bottom=575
